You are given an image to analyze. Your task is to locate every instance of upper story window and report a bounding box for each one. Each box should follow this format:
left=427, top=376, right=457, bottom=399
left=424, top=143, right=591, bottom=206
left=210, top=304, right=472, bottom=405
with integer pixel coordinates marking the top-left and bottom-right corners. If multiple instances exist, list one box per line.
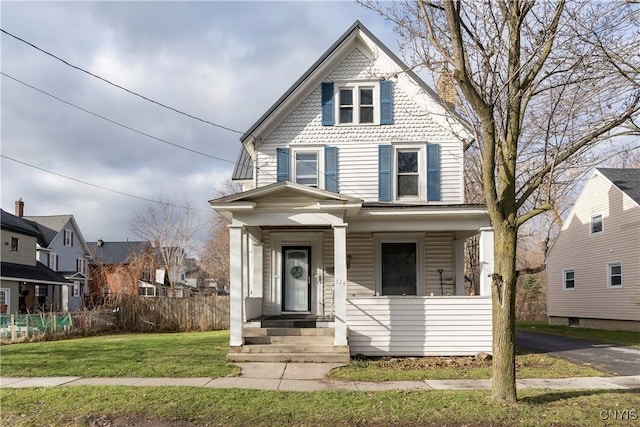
left=322, top=80, right=393, bottom=126
left=379, top=144, right=440, bottom=202
left=48, top=252, right=58, bottom=271
left=590, top=214, right=603, bottom=234
left=294, top=151, right=319, bottom=187
left=76, top=258, right=87, bottom=275
left=10, top=237, right=19, bottom=251
left=276, top=146, right=338, bottom=192
left=64, top=229, right=74, bottom=246
left=607, top=263, right=622, bottom=287
left=563, top=269, right=575, bottom=290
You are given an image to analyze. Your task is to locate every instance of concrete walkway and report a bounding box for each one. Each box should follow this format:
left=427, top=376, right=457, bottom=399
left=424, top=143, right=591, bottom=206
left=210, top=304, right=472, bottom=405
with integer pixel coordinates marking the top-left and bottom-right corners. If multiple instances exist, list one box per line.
left=2, top=363, right=639, bottom=391
left=0, top=363, right=640, bottom=391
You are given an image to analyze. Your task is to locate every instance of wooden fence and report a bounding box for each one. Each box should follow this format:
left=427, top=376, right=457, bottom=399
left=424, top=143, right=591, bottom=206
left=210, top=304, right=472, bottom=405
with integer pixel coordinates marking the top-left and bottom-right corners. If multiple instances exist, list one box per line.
left=0, top=295, right=230, bottom=343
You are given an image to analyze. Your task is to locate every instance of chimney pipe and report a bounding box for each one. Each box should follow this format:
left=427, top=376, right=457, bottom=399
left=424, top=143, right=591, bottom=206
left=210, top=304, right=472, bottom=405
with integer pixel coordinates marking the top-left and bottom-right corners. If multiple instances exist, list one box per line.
left=15, top=198, right=24, bottom=217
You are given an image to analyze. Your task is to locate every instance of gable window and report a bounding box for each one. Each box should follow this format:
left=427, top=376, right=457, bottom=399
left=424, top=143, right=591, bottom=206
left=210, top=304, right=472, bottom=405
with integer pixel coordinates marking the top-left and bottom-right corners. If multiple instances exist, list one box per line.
left=64, top=229, right=74, bottom=246
left=10, top=237, right=18, bottom=251
left=607, top=263, right=622, bottom=287
left=375, top=234, right=424, bottom=296
left=76, top=258, right=87, bottom=275
left=322, top=81, right=393, bottom=126
left=563, top=269, right=575, bottom=290
left=590, top=214, right=603, bottom=234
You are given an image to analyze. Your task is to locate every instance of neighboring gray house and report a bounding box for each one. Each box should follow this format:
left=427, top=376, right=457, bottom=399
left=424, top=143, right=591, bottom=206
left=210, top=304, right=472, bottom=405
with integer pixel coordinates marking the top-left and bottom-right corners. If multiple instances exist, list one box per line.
left=547, top=168, right=640, bottom=331
left=1, top=209, right=70, bottom=314
left=17, top=200, right=91, bottom=312
left=210, top=21, right=494, bottom=362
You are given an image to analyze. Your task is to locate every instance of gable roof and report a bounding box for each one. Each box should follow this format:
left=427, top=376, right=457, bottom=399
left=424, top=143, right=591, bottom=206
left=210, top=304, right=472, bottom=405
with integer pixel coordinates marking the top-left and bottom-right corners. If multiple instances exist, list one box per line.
left=87, top=241, right=153, bottom=264
left=233, top=20, right=474, bottom=180
left=597, top=168, right=640, bottom=205
left=0, top=209, right=41, bottom=237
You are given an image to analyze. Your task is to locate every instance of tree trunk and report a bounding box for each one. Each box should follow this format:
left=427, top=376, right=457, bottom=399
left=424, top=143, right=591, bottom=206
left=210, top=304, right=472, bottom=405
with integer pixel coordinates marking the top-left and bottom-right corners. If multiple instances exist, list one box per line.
left=491, top=225, right=518, bottom=403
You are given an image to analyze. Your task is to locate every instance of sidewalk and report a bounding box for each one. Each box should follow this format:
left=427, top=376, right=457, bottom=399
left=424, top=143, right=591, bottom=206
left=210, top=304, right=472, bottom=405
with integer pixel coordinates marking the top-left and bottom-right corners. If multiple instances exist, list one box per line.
left=2, top=363, right=639, bottom=392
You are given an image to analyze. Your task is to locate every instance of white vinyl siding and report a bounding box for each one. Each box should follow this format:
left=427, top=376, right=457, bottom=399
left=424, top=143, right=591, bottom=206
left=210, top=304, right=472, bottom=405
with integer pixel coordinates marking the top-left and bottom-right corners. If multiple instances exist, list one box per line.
left=547, top=171, right=640, bottom=322
left=255, top=47, right=464, bottom=203
left=347, top=296, right=492, bottom=356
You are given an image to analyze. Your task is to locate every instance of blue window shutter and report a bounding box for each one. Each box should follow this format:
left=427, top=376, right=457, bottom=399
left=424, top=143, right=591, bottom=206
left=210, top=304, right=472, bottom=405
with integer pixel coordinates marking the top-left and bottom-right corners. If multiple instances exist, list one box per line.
left=427, top=144, right=441, bottom=201
left=321, top=82, right=334, bottom=126
left=324, top=146, right=338, bottom=193
left=380, top=80, right=393, bottom=125
left=276, top=147, right=290, bottom=182
left=378, top=145, right=392, bottom=202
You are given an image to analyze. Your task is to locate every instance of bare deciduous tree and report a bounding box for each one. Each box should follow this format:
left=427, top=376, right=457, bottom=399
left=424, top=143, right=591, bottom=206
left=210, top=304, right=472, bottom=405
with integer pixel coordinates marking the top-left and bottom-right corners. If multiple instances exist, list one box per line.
left=362, top=0, right=640, bottom=402
left=130, top=195, right=202, bottom=291
left=200, top=180, right=244, bottom=292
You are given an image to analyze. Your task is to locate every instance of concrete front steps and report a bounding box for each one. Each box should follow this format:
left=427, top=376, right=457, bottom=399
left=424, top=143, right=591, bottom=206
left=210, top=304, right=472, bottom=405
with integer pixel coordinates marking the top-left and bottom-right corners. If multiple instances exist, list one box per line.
left=227, top=319, right=350, bottom=363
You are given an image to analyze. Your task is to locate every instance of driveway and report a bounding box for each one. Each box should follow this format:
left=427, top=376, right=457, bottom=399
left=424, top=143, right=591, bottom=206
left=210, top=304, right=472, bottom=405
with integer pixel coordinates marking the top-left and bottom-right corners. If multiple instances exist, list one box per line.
left=515, top=330, right=640, bottom=376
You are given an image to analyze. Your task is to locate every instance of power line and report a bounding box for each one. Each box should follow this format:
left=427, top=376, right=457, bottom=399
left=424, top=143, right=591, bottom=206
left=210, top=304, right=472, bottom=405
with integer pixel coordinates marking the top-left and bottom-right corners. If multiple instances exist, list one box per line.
left=0, top=154, right=209, bottom=211
left=1, top=72, right=236, bottom=165
left=1, top=27, right=244, bottom=134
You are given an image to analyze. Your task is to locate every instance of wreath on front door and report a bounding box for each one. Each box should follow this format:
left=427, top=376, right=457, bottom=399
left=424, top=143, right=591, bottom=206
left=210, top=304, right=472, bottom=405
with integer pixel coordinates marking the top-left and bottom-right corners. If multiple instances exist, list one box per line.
left=290, top=265, right=304, bottom=279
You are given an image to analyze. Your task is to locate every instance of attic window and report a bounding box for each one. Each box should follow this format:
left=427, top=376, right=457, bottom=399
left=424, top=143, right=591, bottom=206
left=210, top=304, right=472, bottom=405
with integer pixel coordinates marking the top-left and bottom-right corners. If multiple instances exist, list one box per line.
left=590, top=214, right=603, bottom=234
left=64, top=229, right=74, bottom=246
left=322, top=81, right=393, bottom=126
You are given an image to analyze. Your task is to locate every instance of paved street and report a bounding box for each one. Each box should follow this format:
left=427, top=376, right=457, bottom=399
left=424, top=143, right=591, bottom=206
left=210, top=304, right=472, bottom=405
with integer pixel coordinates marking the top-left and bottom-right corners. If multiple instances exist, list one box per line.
left=516, top=330, right=640, bottom=376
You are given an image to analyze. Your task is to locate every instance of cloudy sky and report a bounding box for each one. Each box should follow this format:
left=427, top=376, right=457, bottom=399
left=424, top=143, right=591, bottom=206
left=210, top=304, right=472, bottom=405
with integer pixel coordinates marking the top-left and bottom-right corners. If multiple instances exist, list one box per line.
left=1, top=1, right=399, bottom=252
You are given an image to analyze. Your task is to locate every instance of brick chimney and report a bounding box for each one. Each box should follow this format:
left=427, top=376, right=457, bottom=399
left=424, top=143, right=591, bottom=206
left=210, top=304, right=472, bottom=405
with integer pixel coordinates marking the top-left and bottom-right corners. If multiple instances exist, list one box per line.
left=15, top=198, right=24, bottom=217
left=436, top=70, right=456, bottom=111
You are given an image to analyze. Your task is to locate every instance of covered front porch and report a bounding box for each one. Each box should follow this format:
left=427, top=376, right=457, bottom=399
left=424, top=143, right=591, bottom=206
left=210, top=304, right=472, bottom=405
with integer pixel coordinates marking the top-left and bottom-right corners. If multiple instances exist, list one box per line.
left=210, top=182, right=494, bottom=362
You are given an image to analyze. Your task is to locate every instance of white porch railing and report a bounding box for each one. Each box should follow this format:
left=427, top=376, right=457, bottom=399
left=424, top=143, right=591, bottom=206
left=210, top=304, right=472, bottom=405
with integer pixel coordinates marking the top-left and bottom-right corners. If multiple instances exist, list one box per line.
left=347, top=296, right=492, bottom=356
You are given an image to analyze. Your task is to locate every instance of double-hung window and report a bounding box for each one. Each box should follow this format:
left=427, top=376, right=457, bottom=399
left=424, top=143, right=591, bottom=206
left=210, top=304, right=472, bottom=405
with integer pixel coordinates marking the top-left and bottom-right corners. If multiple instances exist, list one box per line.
left=76, top=258, right=87, bottom=275
left=48, top=253, right=58, bottom=271
left=397, top=150, right=420, bottom=198
left=563, top=269, right=575, bottom=290
left=10, top=237, right=18, bottom=251
left=294, top=151, right=319, bottom=187
left=72, top=282, right=80, bottom=297
left=607, top=263, right=622, bottom=287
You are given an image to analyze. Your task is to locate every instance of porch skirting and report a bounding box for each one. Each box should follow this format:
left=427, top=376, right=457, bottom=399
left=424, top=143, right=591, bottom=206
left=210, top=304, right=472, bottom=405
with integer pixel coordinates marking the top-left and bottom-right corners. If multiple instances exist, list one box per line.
left=347, top=296, right=492, bottom=356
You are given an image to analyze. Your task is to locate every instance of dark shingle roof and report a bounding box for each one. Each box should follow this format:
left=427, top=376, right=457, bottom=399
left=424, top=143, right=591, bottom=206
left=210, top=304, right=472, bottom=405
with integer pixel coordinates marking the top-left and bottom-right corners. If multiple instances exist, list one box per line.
left=597, top=168, right=640, bottom=205
left=1, top=261, right=70, bottom=285
left=0, top=209, right=41, bottom=237
left=87, top=241, right=153, bottom=264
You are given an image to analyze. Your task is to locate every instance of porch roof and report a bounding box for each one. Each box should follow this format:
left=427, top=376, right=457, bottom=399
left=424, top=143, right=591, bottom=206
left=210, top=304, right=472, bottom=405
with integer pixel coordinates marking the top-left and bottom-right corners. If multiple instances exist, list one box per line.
left=0, top=261, right=71, bottom=286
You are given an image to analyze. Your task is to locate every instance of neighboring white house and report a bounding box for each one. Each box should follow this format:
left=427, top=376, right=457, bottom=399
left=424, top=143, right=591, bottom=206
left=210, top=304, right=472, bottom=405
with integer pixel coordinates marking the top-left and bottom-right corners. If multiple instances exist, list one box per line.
left=547, top=168, right=640, bottom=332
left=18, top=200, right=91, bottom=312
left=210, top=21, right=495, bottom=362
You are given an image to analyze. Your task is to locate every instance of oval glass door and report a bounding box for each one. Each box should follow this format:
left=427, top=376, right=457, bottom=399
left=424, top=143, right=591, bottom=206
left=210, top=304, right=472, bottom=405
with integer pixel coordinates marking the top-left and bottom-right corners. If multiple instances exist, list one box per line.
left=283, top=247, right=311, bottom=312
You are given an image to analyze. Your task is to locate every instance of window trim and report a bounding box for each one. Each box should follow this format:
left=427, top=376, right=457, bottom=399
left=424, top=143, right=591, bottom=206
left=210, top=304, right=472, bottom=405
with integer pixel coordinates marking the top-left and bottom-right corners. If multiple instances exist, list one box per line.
left=49, top=253, right=58, bottom=271
left=72, top=281, right=81, bottom=298
left=64, top=229, right=74, bottom=246
left=607, top=262, right=622, bottom=288
left=393, top=144, right=425, bottom=201
left=374, top=233, right=425, bottom=296
left=335, top=81, right=380, bottom=126
left=10, top=237, right=19, bottom=252
left=0, top=288, right=9, bottom=307
left=590, top=213, right=603, bottom=235
left=562, top=269, right=575, bottom=290
left=76, top=258, right=87, bottom=275
left=290, top=146, right=325, bottom=190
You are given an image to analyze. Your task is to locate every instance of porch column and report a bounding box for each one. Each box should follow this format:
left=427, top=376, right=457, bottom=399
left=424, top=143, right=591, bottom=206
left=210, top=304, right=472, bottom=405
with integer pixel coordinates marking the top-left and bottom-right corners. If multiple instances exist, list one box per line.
left=229, top=224, right=245, bottom=347
left=251, top=241, right=263, bottom=298
left=333, top=223, right=348, bottom=346
left=454, top=235, right=465, bottom=296
left=479, top=227, right=494, bottom=296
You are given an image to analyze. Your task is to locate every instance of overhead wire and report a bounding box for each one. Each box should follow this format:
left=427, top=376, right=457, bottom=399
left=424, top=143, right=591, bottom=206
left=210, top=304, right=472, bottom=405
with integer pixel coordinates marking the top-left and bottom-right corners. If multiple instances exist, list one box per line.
left=0, top=27, right=244, bottom=134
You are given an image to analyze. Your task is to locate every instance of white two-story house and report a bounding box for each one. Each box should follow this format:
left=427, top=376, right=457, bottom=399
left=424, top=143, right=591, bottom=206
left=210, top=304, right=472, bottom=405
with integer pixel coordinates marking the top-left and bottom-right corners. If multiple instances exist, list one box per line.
left=210, top=21, right=495, bottom=362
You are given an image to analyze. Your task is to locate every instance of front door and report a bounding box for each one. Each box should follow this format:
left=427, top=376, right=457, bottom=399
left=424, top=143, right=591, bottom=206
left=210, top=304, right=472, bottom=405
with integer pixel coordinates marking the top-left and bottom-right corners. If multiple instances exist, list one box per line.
left=282, top=246, right=311, bottom=312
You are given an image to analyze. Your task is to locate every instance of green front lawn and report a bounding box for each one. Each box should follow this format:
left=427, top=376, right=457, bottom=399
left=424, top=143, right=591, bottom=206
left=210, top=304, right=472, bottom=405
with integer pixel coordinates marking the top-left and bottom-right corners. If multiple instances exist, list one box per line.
left=2, top=387, right=639, bottom=427
left=516, top=321, right=640, bottom=348
left=0, top=331, right=238, bottom=378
